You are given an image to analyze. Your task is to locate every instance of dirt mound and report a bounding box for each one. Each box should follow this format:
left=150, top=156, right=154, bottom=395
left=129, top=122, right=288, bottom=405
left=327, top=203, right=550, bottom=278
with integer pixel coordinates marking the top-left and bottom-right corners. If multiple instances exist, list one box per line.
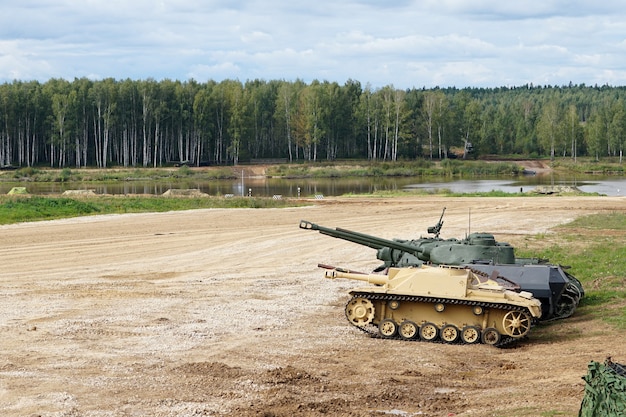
left=62, top=189, right=97, bottom=196
left=518, top=160, right=552, bottom=174
left=162, top=188, right=209, bottom=197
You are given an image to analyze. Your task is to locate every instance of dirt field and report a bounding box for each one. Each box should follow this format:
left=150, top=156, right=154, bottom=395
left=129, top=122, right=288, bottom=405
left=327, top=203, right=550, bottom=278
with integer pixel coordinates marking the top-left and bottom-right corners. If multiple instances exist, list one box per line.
left=1, top=196, right=625, bottom=417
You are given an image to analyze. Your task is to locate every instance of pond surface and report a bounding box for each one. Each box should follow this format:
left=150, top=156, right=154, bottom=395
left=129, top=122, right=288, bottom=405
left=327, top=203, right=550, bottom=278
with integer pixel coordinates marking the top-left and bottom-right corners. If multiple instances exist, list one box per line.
left=405, top=176, right=626, bottom=196
left=1, top=174, right=625, bottom=197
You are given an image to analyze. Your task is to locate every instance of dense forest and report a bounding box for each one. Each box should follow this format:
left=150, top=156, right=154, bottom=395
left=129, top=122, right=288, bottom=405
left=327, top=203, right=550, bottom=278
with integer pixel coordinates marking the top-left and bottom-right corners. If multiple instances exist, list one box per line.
left=0, top=78, right=625, bottom=168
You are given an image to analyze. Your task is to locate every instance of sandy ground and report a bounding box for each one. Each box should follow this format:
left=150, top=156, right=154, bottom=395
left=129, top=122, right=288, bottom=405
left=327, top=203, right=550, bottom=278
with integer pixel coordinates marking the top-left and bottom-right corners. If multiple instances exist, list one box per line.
left=1, top=195, right=625, bottom=417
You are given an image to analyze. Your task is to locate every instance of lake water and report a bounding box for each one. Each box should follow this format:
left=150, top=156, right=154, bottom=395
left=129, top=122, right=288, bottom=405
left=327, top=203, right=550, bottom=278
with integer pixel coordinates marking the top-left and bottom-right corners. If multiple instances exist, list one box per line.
left=2, top=174, right=625, bottom=197
left=405, top=176, right=626, bottom=197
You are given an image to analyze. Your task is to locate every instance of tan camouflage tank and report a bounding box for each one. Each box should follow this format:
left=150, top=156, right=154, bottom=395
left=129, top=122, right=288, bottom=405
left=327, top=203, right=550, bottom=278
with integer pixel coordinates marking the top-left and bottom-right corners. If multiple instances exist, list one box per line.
left=324, top=264, right=542, bottom=347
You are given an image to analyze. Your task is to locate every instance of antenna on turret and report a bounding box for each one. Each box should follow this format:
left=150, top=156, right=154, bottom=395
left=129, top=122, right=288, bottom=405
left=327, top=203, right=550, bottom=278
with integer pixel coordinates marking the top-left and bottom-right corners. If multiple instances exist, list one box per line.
left=468, top=207, right=471, bottom=236
left=427, top=207, right=446, bottom=238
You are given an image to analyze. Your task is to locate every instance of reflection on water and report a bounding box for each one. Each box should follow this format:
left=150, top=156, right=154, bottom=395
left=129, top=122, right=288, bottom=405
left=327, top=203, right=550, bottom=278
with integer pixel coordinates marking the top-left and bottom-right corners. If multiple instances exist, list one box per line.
left=1, top=174, right=625, bottom=197
left=406, top=177, right=626, bottom=196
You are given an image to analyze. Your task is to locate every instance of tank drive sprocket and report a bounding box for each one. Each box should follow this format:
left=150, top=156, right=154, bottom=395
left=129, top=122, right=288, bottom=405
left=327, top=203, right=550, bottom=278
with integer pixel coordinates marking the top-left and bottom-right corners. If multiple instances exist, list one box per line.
left=345, top=297, right=375, bottom=326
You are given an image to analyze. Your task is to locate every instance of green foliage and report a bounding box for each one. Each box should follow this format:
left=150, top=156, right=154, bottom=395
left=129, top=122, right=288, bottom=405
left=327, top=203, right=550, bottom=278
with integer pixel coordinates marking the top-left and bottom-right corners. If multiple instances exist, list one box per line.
left=176, top=165, right=192, bottom=177
left=13, top=167, right=40, bottom=178
left=3, top=79, right=626, bottom=169
left=59, top=168, right=72, bottom=182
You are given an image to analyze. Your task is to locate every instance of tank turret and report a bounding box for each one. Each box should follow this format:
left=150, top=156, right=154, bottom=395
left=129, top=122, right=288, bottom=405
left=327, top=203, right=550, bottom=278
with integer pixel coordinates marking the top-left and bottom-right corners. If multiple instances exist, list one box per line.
left=300, top=208, right=583, bottom=321
left=323, top=264, right=542, bottom=346
left=300, top=219, right=516, bottom=267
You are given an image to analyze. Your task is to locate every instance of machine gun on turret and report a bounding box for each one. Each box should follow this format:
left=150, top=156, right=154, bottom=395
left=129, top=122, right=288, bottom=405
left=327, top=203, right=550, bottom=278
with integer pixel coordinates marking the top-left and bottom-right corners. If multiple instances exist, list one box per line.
left=427, top=207, right=445, bottom=237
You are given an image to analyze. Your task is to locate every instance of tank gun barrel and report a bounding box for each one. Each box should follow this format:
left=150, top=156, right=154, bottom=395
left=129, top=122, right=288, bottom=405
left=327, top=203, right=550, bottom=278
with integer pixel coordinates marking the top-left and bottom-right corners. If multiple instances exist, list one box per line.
left=299, top=220, right=423, bottom=256
left=323, top=267, right=389, bottom=286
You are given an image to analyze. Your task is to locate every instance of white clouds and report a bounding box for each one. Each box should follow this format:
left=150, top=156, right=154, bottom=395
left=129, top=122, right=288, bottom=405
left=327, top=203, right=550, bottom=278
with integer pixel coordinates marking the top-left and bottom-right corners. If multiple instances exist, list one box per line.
left=0, top=1, right=625, bottom=88
left=0, top=39, right=58, bottom=80
left=240, top=31, right=273, bottom=44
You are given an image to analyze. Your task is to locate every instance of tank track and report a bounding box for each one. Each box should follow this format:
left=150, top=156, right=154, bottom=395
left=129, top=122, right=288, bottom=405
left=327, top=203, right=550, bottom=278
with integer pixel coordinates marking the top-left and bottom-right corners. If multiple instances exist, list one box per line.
left=346, top=292, right=534, bottom=348
left=548, top=281, right=583, bottom=322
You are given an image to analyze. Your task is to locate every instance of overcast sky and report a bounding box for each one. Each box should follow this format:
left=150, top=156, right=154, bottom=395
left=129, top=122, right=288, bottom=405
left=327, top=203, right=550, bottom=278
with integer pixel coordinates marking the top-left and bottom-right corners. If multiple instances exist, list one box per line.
left=1, top=0, right=625, bottom=89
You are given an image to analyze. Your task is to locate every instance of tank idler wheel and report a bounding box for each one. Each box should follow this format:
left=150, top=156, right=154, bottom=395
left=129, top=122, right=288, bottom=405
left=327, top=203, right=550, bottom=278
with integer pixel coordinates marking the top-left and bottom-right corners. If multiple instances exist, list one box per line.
left=441, top=324, right=459, bottom=343
left=398, top=321, right=419, bottom=340
left=481, top=327, right=501, bottom=345
left=379, top=319, right=398, bottom=338
left=419, top=322, right=439, bottom=341
left=345, top=297, right=375, bottom=327
left=502, top=310, right=532, bottom=338
left=461, top=326, right=481, bottom=344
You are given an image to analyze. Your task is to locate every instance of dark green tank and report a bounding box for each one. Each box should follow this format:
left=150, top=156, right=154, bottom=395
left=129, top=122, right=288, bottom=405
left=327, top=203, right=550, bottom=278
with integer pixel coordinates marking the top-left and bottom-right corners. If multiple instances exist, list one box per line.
left=300, top=208, right=584, bottom=321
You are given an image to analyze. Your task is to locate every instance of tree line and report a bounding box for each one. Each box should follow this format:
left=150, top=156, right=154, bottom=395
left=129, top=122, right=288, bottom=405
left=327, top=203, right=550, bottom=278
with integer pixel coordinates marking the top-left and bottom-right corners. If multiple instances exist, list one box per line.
left=0, top=78, right=625, bottom=168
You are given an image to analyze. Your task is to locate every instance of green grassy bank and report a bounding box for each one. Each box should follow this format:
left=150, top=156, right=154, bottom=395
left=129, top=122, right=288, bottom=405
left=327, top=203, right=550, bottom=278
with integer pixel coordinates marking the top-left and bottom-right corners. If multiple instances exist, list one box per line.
left=0, top=195, right=300, bottom=224
left=517, top=212, right=626, bottom=331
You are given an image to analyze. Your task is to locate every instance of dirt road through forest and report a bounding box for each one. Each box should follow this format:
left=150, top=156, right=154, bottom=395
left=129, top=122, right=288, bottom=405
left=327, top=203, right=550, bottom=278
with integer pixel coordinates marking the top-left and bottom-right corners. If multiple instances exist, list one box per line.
left=1, top=196, right=625, bottom=416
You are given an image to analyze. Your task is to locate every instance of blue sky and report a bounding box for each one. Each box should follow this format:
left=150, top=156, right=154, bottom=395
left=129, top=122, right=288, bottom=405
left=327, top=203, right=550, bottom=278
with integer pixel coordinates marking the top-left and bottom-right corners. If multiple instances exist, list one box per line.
left=1, top=0, right=625, bottom=88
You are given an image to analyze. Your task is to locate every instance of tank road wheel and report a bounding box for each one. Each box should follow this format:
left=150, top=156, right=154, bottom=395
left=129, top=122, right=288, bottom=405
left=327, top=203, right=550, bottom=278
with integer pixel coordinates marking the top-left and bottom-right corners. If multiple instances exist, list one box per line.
left=502, top=310, right=532, bottom=338
left=441, top=324, right=459, bottom=343
left=461, top=326, right=481, bottom=344
left=419, top=322, right=439, bottom=341
left=379, top=319, right=398, bottom=338
left=481, top=327, right=501, bottom=345
left=345, top=297, right=375, bottom=327
left=398, top=321, right=419, bottom=340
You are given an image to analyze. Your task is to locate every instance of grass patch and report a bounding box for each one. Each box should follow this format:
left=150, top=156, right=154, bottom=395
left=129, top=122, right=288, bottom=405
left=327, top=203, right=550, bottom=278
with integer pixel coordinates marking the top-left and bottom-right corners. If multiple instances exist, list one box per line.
left=516, top=212, right=626, bottom=330
left=0, top=195, right=303, bottom=224
left=0, top=197, right=101, bottom=222
left=562, top=212, right=626, bottom=230
left=552, top=158, right=626, bottom=175
left=445, top=190, right=526, bottom=197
